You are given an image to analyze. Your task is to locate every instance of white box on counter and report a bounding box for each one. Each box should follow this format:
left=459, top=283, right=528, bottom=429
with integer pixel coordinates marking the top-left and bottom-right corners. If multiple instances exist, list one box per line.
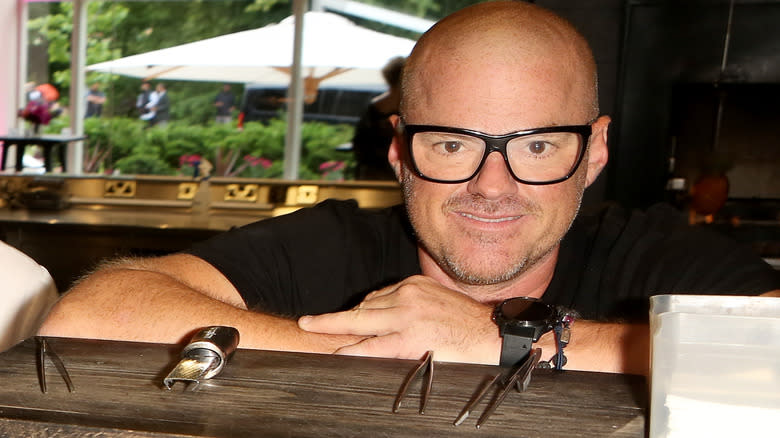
left=649, top=294, right=780, bottom=438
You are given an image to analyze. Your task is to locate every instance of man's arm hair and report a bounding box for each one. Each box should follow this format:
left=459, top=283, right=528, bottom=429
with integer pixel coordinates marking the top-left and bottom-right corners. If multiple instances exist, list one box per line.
left=38, top=253, right=364, bottom=352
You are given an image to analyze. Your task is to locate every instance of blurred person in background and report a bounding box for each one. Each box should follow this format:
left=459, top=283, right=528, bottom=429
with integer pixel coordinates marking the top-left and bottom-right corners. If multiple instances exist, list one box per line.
left=214, top=83, right=236, bottom=124
left=352, top=56, right=405, bottom=180
left=150, top=83, right=170, bottom=127
left=85, top=83, right=106, bottom=118
left=136, top=82, right=153, bottom=118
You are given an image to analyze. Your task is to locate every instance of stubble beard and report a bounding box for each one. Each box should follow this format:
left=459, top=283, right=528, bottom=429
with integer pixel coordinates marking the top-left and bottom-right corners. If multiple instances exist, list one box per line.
left=401, top=167, right=585, bottom=286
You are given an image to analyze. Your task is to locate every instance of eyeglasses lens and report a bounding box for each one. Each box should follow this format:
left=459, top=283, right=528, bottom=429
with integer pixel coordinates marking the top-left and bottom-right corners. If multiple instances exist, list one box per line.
left=410, top=131, right=584, bottom=183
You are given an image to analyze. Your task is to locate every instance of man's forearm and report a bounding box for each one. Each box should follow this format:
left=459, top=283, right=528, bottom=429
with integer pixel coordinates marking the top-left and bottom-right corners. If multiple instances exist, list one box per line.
left=38, top=266, right=362, bottom=353
left=537, top=320, right=649, bottom=376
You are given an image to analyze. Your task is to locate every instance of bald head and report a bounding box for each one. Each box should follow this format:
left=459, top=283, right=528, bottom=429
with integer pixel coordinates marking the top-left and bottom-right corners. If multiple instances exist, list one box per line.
left=401, top=1, right=598, bottom=127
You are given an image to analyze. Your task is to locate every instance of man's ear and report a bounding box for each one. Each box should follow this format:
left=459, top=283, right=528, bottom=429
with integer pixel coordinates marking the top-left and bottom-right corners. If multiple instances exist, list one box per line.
left=584, top=115, right=610, bottom=187
left=387, top=114, right=403, bottom=182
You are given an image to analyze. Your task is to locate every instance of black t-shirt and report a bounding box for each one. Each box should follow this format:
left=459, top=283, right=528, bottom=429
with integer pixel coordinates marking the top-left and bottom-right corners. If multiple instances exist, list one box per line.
left=188, top=199, right=778, bottom=321
left=189, top=200, right=419, bottom=317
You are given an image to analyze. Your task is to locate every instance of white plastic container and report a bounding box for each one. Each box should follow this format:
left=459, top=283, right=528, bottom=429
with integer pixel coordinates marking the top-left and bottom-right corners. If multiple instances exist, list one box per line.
left=649, top=294, right=780, bottom=438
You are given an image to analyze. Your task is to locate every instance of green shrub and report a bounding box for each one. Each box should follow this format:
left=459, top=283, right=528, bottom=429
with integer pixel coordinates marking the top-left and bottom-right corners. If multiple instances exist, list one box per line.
left=70, top=116, right=355, bottom=179
left=115, top=143, right=174, bottom=175
left=301, top=122, right=354, bottom=180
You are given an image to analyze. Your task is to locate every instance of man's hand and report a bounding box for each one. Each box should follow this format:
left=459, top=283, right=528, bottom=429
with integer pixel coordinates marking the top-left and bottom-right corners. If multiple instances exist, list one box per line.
left=297, top=275, right=502, bottom=364
left=298, top=274, right=653, bottom=375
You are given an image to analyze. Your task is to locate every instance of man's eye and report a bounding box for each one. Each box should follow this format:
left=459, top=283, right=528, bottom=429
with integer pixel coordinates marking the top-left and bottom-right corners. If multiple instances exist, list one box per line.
left=528, top=141, right=548, bottom=155
left=439, top=141, right=462, bottom=153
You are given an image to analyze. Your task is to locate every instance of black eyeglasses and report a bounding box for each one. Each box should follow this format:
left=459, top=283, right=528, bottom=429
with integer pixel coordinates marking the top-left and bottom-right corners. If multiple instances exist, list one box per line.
left=400, top=120, right=592, bottom=185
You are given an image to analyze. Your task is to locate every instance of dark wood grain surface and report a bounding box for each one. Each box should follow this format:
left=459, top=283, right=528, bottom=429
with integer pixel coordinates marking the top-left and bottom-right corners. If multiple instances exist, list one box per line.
left=0, top=338, right=647, bottom=437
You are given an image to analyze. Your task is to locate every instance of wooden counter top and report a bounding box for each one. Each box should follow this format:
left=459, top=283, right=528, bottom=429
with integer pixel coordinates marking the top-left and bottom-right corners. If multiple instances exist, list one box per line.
left=0, top=337, right=647, bottom=437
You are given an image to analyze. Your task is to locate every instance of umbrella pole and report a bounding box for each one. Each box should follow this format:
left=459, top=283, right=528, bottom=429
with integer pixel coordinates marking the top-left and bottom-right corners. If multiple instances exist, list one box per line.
left=283, top=0, right=307, bottom=180
left=68, top=0, right=87, bottom=175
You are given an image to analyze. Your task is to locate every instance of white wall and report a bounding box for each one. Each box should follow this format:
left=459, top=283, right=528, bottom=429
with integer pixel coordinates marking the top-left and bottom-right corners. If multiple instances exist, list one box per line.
left=0, top=0, right=24, bottom=135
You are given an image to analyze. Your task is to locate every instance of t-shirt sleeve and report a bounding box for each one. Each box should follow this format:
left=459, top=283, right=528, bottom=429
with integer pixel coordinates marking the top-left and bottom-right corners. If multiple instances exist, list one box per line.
left=185, top=199, right=417, bottom=317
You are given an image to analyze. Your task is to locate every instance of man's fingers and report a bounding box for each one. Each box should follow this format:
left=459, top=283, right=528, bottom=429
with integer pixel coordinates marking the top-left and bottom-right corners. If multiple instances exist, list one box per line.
left=360, top=283, right=399, bottom=303
left=334, top=332, right=411, bottom=359
left=298, top=308, right=395, bottom=336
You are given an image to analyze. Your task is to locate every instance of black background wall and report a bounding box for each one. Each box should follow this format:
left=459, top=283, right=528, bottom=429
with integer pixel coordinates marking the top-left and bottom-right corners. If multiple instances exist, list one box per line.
left=540, top=0, right=780, bottom=210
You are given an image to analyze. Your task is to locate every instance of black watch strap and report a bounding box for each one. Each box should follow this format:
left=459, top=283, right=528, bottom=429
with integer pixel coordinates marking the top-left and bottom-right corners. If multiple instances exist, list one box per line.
left=499, top=333, right=532, bottom=367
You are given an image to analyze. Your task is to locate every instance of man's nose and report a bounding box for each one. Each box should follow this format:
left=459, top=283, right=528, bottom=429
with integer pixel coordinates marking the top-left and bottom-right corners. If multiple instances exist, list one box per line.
left=466, top=151, right=517, bottom=199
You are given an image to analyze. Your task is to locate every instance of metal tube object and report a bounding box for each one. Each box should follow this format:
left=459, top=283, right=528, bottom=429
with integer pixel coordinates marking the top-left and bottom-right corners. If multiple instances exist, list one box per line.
left=163, top=326, right=240, bottom=390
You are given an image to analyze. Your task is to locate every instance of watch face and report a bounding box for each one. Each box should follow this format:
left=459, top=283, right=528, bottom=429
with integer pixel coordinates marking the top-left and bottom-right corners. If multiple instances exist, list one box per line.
left=500, top=297, right=553, bottom=323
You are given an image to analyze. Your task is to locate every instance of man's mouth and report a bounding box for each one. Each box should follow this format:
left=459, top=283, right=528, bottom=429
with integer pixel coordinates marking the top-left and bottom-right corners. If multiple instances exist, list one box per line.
left=458, top=212, right=523, bottom=223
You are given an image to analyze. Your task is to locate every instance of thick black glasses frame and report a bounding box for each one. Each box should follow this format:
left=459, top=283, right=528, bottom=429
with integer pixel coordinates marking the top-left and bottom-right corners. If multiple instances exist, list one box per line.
left=402, top=122, right=592, bottom=185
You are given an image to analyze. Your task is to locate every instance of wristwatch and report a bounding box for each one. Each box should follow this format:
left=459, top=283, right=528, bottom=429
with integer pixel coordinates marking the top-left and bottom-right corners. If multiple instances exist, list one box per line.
left=492, top=297, right=574, bottom=369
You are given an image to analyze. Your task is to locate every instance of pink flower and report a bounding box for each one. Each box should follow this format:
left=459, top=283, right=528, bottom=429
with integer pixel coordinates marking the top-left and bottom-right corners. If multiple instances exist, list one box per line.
left=179, top=154, right=201, bottom=166
left=243, top=155, right=260, bottom=166
left=18, top=100, right=52, bottom=125
left=319, top=160, right=345, bottom=172
left=244, top=155, right=272, bottom=169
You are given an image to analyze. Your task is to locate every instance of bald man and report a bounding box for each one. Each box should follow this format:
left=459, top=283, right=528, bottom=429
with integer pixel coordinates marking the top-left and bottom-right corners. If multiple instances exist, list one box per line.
left=40, top=1, right=778, bottom=375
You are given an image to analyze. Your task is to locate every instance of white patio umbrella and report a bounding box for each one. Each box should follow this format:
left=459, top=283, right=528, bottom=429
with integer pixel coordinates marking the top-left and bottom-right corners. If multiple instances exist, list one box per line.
left=88, top=10, right=417, bottom=179
left=87, top=11, right=416, bottom=90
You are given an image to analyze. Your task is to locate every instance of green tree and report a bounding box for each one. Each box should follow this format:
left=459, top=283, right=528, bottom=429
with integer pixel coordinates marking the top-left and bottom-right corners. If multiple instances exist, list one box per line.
left=113, top=1, right=283, bottom=57
left=27, top=1, right=128, bottom=95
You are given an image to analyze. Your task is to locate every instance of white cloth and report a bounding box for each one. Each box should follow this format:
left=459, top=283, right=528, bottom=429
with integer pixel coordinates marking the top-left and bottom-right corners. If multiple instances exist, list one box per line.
left=0, top=242, right=58, bottom=352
